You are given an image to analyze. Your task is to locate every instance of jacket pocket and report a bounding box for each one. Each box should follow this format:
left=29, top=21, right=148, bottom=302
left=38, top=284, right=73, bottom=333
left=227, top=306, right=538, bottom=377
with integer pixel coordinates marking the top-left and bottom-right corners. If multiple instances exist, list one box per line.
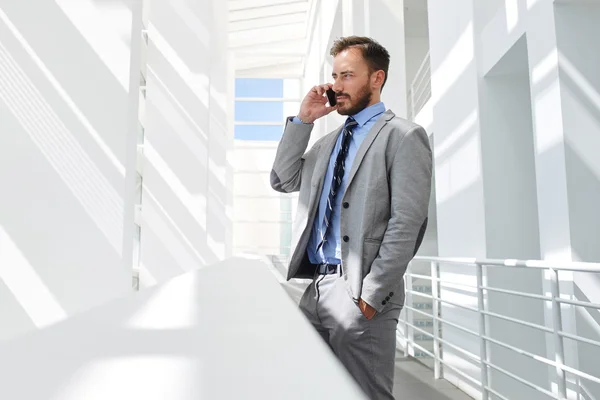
left=362, top=238, right=382, bottom=276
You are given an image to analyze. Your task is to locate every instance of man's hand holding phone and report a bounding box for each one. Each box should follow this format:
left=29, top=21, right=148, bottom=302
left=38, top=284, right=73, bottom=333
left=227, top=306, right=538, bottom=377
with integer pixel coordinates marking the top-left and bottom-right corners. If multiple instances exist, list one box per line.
left=297, top=84, right=338, bottom=124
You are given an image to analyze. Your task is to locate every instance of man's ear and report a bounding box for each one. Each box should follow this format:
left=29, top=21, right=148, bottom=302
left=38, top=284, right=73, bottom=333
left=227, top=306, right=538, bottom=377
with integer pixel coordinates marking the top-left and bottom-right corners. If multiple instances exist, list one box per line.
left=372, top=70, right=385, bottom=90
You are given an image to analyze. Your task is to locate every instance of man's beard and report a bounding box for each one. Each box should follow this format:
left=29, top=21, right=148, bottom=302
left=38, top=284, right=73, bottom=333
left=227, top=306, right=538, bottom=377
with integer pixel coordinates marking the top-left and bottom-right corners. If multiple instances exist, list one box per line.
left=337, top=83, right=372, bottom=116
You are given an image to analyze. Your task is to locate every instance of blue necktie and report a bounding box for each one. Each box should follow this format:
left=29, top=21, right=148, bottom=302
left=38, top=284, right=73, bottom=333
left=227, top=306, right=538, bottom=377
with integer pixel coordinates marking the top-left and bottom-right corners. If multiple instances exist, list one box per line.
left=316, top=117, right=358, bottom=253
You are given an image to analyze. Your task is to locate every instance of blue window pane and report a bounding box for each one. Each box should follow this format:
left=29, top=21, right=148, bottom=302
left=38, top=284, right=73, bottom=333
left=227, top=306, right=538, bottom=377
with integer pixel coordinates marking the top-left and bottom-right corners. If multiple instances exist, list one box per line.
left=235, top=101, right=283, bottom=122
left=235, top=78, right=283, bottom=98
left=234, top=125, right=284, bottom=141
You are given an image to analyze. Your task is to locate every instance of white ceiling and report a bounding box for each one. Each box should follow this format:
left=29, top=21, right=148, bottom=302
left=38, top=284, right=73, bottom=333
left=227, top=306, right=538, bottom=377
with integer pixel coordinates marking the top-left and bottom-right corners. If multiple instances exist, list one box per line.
left=228, top=0, right=430, bottom=77
left=228, top=0, right=312, bottom=78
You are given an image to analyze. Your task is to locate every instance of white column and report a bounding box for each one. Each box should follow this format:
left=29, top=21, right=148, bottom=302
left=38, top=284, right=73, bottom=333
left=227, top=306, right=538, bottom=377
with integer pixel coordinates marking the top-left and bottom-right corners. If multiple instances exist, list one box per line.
left=207, top=0, right=232, bottom=261
left=526, top=4, right=580, bottom=384
left=477, top=27, right=548, bottom=400
left=122, top=0, right=144, bottom=278
left=428, top=0, right=486, bottom=257
left=368, top=0, right=407, bottom=118
left=342, top=0, right=367, bottom=37
left=553, top=4, right=600, bottom=398
left=341, top=0, right=354, bottom=36
left=427, top=0, right=485, bottom=396
left=527, top=1, right=573, bottom=263
left=341, top=0, right=406, bottom=117
left=140, top=0, right=229, bottom=285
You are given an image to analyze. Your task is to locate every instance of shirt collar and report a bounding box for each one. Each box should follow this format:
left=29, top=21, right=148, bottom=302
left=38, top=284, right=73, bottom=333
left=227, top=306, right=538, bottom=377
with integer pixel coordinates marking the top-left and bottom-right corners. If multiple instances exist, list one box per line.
left=351, top=102, right=386, bottom=127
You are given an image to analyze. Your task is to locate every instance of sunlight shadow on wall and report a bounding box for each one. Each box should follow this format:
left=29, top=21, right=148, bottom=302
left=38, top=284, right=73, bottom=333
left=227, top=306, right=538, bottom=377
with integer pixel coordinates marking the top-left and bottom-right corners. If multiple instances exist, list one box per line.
left=55, top=0, right=132, bottom=90
left=0, top=226, right=67, bottom=328
left=143, top=142, right=207, bottom=232
left=147, top=25, right=209, bottom=109
left=0, top=41, right=123, bottom=251
left=0, top=9, right=125, bottom=176
left=430, top=22, right=474, bottom=106
left=141, top=187, right=210, bottom=268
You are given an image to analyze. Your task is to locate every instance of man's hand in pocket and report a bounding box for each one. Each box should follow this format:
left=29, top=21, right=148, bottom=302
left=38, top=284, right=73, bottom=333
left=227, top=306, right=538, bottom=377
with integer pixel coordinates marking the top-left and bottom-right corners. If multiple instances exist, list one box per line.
left=359, top=298, right=376, bottom=320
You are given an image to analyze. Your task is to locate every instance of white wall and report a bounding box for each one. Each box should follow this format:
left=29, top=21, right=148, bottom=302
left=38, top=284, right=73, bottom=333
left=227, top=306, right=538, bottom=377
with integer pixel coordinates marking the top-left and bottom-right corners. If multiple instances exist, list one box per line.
left=139, top=0, right=231, bottom=287
left=554, top=3, right=600, bottom=398
left=425, top=0, right=600, bottom=398
left=0, top=0, right=134, bottom=341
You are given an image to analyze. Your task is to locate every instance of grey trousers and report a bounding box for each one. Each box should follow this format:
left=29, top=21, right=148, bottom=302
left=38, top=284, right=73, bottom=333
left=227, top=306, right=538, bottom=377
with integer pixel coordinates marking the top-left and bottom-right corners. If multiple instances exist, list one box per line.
left=299, top=272, right=403, bottom=400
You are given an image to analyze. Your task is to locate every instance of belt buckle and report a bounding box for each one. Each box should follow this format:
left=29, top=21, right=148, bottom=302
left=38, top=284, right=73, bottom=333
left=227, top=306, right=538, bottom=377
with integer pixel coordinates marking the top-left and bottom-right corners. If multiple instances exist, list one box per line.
left=324, top=263, right=336, bottom=274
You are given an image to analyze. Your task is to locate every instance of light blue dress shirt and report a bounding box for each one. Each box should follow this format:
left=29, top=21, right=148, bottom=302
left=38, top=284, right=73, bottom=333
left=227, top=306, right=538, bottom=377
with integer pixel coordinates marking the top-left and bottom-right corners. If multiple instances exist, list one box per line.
left=292, top=102, right=386, bottom=265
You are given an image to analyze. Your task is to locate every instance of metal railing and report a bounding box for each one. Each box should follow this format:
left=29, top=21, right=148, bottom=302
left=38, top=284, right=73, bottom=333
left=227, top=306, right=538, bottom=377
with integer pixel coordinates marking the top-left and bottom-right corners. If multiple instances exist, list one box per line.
left=407, top=51, right=431, bottom=121
left=399, top=256, right=600, bottom=400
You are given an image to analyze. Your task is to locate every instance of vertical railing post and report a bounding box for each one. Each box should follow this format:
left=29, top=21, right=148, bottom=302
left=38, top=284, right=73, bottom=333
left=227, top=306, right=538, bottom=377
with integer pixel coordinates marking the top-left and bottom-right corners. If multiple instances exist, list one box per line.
left=405, top=272, right=414, bottom=357
left=550, top=268, right=567, bottom=399
left=476, top=263, right=489, bottom=400
left=431, top=261, right=442, bottom=379
left=410, top=87, right=416, bottom=121
left=403, top=306, right=409, bottom=357
left=403, top=269, right=409, bottom=357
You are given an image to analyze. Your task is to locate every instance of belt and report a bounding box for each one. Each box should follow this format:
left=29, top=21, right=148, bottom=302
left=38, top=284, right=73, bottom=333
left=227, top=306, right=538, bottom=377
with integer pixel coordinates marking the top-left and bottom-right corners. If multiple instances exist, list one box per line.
left=315, top=263, right=339, bottom=275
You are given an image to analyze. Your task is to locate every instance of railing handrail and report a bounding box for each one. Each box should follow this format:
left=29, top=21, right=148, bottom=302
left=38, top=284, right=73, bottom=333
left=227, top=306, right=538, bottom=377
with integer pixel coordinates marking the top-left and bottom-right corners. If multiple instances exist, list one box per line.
left=400, top=255, right=600, bottom=400
left=412, top=51, right=431, bottom=90
left=413, top=255, right=600, bottom=273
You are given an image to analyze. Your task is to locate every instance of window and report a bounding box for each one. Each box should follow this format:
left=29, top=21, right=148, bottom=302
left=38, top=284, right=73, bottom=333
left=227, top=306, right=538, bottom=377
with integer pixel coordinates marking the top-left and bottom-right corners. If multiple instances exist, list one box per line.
left=233, top=78, right=300, bottom=141
left=235, top=78, right=283, bottom=98
left=235, top=101, right=283, bottom=122
left=234, top=125, right=285, bottom=141
left=232, top=78, right=301, bottom=265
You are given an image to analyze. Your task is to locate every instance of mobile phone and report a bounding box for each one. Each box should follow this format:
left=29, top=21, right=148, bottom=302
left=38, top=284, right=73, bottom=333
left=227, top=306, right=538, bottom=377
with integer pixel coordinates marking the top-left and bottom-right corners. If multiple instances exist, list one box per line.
left=326, top=88, right=337, bottom=106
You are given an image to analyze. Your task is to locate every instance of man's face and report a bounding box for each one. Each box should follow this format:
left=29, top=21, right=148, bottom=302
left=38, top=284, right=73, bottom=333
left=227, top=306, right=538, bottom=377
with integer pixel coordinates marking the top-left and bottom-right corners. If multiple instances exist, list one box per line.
left=331, top=48, right=374, bottom=116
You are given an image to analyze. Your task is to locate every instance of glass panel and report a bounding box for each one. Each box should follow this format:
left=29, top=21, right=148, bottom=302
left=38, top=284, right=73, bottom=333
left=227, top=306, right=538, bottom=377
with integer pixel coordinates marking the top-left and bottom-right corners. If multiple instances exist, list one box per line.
left=235, top=78, right=283, bottom=98
left=235, top=101, right=283, bottom=122
left=234, top=125, right=284, bottom=141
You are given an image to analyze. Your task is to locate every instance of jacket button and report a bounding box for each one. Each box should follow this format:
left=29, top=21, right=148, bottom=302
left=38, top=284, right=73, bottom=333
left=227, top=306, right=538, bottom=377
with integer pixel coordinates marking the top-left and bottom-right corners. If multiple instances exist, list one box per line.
left=382, top=300, right=387, bottom=305
left=386, top=296, right=390, bottom=301
left=343, top=202, right=349, bottom=208
left=343, top=235, right=349, bottom=242
left=389, top=292, right=394, bottom=297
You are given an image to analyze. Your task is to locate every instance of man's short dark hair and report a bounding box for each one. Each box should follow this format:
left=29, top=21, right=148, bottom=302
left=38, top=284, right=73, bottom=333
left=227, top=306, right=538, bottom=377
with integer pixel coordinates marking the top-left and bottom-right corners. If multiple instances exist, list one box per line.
left=330, top=36, right=390, bottom=91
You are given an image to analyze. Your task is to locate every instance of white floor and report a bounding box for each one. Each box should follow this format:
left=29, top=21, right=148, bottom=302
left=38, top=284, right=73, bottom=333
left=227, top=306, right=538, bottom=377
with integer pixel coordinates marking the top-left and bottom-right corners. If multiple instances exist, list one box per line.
left=393, top=355, right=473, bottom=400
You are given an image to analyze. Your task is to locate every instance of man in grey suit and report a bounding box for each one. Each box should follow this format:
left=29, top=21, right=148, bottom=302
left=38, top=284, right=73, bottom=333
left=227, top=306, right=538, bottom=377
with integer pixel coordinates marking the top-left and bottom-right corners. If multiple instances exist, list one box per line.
left=270, top=36, right=432, bottom=399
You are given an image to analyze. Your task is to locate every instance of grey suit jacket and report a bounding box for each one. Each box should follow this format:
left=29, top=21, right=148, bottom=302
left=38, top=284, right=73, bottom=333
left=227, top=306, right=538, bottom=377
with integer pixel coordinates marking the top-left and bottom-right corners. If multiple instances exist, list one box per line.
left=270, top=109, right=432, bottom=313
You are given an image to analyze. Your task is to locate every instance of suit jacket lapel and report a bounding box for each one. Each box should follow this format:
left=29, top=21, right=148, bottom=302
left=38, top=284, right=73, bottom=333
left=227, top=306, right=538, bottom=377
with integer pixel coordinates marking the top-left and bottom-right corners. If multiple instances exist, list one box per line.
left=346, top=109, right=395, bottom=190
